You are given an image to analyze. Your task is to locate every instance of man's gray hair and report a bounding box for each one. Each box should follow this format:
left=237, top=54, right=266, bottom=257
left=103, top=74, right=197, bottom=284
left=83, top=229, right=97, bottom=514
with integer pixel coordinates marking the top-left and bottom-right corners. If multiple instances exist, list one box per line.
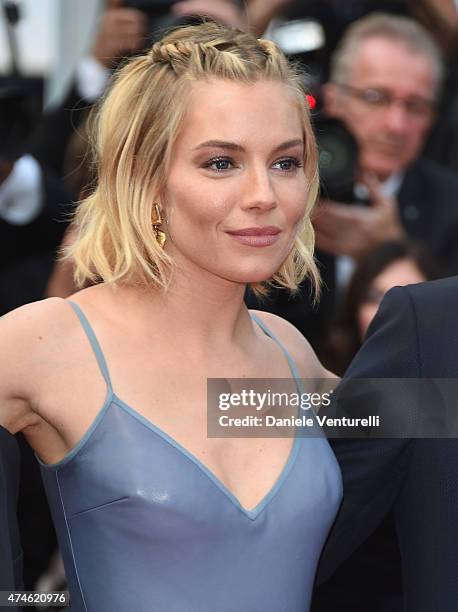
left=330, top=13, right=444, bottom=94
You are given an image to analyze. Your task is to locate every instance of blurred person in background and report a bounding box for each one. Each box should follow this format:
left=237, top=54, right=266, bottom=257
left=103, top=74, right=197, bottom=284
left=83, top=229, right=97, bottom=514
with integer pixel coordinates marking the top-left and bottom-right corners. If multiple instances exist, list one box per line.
left=323, top=240, right=440, bottom=377
left=314, top=13, right=458, bottom=279
left=267, top=1, right=458, bottom=171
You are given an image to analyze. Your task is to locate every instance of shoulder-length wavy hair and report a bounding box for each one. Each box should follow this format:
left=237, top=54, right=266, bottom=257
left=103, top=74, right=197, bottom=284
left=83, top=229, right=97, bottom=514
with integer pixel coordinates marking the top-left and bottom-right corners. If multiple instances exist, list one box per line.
left=66, top=20, right=320, bottom=296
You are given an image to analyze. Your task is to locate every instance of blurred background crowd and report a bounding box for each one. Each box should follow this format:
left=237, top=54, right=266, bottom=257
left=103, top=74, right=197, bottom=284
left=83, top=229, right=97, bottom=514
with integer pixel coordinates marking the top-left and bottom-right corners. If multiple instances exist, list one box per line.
left=0, top=0, right=457, bottom=610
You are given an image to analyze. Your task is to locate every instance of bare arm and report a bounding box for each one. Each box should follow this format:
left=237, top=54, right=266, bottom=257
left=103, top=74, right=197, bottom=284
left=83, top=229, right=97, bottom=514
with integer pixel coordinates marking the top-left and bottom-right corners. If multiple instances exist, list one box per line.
left=0, top=300, right=60, bottom=433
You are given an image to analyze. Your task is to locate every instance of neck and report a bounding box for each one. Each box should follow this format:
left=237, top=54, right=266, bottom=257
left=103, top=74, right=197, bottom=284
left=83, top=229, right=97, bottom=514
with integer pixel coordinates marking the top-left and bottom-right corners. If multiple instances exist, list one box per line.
left=111, top=262, right=255, bottom=352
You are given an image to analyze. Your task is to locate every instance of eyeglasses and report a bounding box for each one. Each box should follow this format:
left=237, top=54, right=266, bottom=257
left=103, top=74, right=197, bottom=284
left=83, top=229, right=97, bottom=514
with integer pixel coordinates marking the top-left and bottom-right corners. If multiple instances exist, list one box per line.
left=336, top=83, right=436, bottom=118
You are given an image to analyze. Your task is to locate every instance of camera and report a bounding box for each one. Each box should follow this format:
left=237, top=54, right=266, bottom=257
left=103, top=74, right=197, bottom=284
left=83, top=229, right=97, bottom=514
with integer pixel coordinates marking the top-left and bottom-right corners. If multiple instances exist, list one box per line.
left=267, top=17, right=360, bottom=204
left=312, top=110, right=360, bottom=203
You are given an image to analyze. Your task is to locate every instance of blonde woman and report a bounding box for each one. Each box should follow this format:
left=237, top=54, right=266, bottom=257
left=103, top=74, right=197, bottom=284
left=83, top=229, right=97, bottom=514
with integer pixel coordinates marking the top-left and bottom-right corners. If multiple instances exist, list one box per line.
left=0, top=22, right=342, bottom=611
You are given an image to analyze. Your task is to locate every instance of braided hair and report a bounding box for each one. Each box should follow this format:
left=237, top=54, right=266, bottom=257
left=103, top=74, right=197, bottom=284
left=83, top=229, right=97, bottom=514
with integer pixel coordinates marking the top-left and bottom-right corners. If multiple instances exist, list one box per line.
left=67, top=21, right=319, bottom=296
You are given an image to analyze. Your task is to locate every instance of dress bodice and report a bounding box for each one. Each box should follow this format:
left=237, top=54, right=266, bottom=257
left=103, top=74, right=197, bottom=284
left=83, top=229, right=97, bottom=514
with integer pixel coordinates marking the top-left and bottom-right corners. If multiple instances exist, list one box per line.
left=38, top=301, right=342, bottom=612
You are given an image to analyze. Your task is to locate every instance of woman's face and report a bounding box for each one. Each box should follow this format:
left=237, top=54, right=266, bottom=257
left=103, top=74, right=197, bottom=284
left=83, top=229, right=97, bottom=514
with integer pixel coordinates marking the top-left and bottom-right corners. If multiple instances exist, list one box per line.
left=358, top=257, right=426, bottom=339
left=162, top=79, right=310, bottom=286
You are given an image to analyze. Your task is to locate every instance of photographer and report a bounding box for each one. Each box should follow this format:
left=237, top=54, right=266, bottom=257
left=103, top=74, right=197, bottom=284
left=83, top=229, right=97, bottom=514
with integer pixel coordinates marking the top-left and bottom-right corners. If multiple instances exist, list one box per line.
left=314, top=13, right=458, bottom=280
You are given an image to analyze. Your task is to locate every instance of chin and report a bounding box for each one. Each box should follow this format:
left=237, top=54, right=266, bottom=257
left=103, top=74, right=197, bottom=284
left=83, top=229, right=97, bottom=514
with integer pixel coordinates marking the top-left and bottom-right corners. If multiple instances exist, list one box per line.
left=364, top=158, right=403, bottom=180
left=224, top=265, right=281, bottom=285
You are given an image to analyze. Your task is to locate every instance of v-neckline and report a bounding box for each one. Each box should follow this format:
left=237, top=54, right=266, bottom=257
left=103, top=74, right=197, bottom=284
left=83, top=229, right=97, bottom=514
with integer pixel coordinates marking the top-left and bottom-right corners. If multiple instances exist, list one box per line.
left=60, top=300, right=305, bottom=520
left=112, top=394, right=302, bottom=521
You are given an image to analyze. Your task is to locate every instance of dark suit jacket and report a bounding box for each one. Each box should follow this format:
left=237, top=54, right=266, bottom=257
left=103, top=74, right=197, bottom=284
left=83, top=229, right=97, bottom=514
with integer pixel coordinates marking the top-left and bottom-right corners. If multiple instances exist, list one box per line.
left=314, top=277, right=458, bottom=611
left=397, top=158, right=458, bottom=275
left=0, top=427, right=22, bottom=593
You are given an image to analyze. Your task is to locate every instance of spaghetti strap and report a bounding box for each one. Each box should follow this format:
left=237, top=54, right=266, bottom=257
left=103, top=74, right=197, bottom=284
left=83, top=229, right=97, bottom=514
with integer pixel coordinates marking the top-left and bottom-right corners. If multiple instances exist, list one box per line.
left=67, top=300, right=113, bottom=392
left=250, top=313, right=304, bottom=391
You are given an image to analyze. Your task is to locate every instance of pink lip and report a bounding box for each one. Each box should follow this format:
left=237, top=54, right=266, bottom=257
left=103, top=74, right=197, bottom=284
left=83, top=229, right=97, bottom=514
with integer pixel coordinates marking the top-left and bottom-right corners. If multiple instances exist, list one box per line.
left=227, top=226, right=281, bottom=236
left=226, top=226, right=281, bottom=247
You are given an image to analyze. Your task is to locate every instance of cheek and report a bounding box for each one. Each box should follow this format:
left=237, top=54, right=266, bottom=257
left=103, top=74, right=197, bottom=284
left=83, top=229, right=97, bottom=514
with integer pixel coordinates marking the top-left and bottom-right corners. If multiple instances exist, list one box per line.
left=289, top=194, right=309, bottom=225
left=341, top=107, right=372, bottom=143
left=167, top=178, right=232, bottom=229
left=283, top=177, right=311, bottom=218
left=405, top=123, right=429, bottom=150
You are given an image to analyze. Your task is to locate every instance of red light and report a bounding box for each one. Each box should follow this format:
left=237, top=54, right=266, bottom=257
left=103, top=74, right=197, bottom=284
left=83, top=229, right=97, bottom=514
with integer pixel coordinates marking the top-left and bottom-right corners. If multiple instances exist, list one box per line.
left=305, top=94, right=316, bottom=110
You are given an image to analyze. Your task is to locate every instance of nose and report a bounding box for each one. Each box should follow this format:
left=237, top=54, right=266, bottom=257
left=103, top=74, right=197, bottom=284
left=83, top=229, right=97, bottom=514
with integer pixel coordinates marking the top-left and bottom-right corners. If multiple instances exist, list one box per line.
left=384, top=101, right=410, bottom=135
left=239, top=164, right=277, bottom=213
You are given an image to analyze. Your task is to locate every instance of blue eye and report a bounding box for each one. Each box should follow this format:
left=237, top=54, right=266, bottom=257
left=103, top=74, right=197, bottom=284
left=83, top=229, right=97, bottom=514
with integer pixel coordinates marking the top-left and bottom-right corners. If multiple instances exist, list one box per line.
left=203, top=157, right=234, bottom=172
left=273, top=158, right=303, bottom=172
left=202, top=156, right=303, bottom=173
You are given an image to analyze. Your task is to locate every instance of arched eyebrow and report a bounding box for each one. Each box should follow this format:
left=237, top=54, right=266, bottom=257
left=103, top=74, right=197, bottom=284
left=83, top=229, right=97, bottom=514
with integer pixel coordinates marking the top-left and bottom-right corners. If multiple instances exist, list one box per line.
left=193, top=139, right=304, bottom=153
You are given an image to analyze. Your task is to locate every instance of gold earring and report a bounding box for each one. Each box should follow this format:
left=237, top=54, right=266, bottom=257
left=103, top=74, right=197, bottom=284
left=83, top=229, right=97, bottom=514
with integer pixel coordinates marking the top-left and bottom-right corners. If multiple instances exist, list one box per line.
left=152, top=203, right=166, bottom=248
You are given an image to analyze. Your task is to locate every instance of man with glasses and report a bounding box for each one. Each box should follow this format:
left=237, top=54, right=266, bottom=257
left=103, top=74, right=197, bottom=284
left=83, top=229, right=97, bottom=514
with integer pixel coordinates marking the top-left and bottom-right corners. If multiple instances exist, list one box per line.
left=314, top=12, right=458, bottom=279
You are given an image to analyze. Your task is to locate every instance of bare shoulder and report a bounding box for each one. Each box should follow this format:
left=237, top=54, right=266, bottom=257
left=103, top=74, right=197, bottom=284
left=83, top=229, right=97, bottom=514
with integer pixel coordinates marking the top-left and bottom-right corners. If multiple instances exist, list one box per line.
left=0, top=296, right=76, bottom=342
left=249, top=310, right=333, bottom=379
left=0, top=297, right=78, bottom=431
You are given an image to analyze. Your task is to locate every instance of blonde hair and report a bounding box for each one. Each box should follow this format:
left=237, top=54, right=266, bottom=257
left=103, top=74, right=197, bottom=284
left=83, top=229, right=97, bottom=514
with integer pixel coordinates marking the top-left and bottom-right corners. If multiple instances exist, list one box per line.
left=66, top=21, right=320, bottom=296
left=330, top=13, right=443, bottom=94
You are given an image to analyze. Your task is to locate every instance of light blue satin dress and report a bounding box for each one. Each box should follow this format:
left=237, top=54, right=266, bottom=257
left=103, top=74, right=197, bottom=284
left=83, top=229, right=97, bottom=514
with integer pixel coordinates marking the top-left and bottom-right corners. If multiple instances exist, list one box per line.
left=38, top=301, right=342, bottom=611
